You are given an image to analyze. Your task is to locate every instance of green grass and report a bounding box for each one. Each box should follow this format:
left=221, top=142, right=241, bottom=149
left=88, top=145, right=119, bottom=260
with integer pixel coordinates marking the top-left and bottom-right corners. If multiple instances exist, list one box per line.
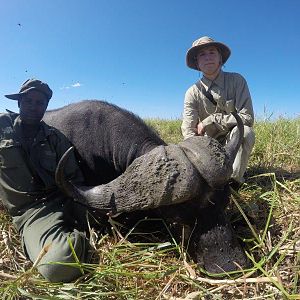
left=0, top=117, right=299, bottom=299
left=146, top=119, right=182, bottom=144
left=250, top=117, right=300, bottom=170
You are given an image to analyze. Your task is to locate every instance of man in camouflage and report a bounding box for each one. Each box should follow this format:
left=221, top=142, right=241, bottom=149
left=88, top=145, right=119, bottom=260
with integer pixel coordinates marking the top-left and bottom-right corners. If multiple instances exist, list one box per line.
left=0, top=79, right=90, bottom=282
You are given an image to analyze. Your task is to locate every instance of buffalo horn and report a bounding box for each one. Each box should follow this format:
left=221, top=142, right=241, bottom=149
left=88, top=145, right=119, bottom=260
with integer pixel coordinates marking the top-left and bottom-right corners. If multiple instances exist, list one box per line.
left=224, top=111, right=244, bottom=166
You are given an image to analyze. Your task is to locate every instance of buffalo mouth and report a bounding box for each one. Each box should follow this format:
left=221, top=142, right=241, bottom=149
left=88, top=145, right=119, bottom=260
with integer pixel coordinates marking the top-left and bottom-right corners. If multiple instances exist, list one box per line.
left=194, top=223, right=249, bottom=274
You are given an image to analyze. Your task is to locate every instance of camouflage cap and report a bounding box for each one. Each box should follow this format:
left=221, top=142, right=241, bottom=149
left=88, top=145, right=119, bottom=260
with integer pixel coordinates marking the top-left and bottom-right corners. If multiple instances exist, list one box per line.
left=186, top=36, right=231, bottom=71
left=5, top=78, right=53, bottom=101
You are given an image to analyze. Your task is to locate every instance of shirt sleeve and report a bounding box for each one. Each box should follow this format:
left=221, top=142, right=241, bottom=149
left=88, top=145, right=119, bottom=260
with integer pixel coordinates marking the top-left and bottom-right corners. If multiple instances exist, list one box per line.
left=181, top=87, right=199, bottom=139
left=202, top=74, right=254, bottom=133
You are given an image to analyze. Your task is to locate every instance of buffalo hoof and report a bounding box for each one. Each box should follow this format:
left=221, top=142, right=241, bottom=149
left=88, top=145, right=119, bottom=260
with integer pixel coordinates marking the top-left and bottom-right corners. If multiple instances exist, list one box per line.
left=195, top=223, right=249, bottom=274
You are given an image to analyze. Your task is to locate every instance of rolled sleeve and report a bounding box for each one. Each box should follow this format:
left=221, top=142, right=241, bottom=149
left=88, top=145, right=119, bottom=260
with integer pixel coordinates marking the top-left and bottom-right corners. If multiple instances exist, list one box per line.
left=234, top=74, right=254, bottom=127
left=201, top=114, right=228, bottom=136
left=181, top=88, right=199, bottom=139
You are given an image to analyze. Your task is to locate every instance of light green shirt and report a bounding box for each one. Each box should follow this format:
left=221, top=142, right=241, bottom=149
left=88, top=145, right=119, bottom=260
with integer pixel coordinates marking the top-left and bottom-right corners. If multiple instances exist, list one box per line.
left=181, top=70, right=254, bottom=139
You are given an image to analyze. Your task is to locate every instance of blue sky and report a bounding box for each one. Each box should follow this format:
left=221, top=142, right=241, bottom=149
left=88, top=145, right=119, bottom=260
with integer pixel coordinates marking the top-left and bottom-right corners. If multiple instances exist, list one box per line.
left=0, top=0, right=299, bottom=120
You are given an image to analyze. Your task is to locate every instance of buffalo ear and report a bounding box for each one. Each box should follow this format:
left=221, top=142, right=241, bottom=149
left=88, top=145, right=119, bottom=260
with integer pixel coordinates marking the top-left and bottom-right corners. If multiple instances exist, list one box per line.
left=179, top=136, right=232, bottom=188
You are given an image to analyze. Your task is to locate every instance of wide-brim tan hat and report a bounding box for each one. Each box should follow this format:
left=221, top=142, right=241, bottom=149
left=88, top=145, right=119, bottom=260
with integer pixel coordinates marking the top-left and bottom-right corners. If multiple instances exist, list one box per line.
left=5, top=78, right=53, bottom=101
left=186, top=36, right=231, bottom=71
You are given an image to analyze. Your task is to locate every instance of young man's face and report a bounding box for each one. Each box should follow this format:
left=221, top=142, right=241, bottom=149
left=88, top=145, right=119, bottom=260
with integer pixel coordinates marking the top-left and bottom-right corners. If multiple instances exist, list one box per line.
left=19, top=90, right=48, bottom=125
left=196, top=46, right=222, bottom=77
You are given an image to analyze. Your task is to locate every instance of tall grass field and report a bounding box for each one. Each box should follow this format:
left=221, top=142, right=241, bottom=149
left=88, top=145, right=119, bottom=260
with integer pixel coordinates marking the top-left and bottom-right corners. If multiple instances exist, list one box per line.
left=0, top=117, right=299, bottom=299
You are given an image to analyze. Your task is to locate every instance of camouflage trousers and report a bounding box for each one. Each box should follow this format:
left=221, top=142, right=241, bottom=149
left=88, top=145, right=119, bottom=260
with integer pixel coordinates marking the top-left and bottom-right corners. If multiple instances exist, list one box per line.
left=20, top=196, right=90, bottom=282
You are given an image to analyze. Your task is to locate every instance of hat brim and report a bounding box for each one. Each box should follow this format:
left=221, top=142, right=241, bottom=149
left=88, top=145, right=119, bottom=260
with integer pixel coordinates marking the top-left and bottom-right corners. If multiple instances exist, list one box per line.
left=186, top=41, right=231, bottom=71
left=5, top=87, right=43, bottom=100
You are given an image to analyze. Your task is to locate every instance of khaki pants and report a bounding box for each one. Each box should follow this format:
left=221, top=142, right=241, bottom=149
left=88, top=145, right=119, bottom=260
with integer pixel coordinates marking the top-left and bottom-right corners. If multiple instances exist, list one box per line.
left=212, top=125, right=255, bottom=184
left=20, top=197, right=89, bottom=282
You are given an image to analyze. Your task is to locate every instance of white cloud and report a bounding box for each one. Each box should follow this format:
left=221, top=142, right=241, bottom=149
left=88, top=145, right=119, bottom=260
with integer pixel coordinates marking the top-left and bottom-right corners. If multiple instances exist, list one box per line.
left=71, top=82, right=82, bottom=88
left=60, top=82, right=82, bottom=90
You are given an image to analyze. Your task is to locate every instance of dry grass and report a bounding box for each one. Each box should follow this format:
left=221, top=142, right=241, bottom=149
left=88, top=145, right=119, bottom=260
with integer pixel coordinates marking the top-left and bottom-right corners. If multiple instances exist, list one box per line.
left=0, top=117, right=299, bottom=299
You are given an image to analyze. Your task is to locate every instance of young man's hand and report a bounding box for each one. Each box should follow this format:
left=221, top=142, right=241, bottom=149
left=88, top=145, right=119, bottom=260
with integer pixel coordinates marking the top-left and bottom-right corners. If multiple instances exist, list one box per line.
left=197, top=122, right=206, bottom=136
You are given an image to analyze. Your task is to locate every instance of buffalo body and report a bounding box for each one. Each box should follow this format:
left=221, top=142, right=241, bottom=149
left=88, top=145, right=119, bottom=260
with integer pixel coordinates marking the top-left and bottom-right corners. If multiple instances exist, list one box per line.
left=44, top=100, right=248, bottom=274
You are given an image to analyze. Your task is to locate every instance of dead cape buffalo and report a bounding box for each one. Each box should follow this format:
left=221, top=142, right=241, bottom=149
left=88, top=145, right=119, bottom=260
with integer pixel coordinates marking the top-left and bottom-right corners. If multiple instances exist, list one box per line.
left=43, top=100, right=248, bottom=274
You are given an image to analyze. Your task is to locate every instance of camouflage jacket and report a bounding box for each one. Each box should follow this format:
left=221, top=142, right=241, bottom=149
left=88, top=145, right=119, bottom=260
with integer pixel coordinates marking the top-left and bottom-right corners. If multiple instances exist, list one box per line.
left=0, top=112, right=84, bottom=230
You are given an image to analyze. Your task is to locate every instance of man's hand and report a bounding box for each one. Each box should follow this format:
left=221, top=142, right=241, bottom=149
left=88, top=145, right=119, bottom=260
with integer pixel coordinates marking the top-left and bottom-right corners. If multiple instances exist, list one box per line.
left=197, top=122, right=206, bottom=136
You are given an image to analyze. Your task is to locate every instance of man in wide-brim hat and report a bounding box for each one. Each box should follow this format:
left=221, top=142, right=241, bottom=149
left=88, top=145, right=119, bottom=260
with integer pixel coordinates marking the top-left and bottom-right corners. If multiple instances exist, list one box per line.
left=181, top=36, right=255, bottom=188
left=180, top=36, right=256, bottom=274
left=186, top=36, right=231, bottom=71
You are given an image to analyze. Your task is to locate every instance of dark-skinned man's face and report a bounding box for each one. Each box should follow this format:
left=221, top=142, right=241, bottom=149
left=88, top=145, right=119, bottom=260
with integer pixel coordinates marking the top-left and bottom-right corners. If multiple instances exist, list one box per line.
left=19, top=90, right=48, bottom=125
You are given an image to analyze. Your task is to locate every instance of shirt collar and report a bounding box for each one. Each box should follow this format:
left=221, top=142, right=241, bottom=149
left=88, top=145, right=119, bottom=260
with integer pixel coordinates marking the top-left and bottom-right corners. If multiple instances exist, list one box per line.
left=13, top=115, right=51, bottom=142
left=201, top=70, right=225, bottom=90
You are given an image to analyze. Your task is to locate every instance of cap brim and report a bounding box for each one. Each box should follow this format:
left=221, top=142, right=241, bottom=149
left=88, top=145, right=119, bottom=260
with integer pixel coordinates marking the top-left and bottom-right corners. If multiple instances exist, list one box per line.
left=5, top=93, right=23, bottom=100
left=4, top=87, right=37, bottom=100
